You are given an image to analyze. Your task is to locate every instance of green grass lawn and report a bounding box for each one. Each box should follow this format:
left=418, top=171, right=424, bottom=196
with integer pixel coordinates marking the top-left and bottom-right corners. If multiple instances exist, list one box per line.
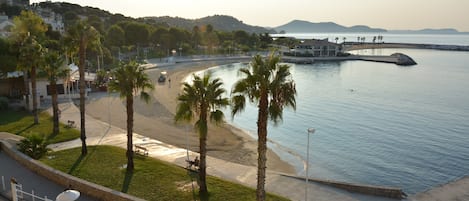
left=0, top=109, right=80, bottom=144
left=40, top=145, right=289, bottom=201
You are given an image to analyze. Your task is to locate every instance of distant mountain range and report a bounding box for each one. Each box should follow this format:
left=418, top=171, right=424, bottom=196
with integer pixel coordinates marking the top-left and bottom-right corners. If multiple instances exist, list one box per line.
left=30, top=2, right=469, bottom=34
left=274, top=20, right=386, bottom=33
left=142, top=15, right=274, bottom=33
left=274, top=20, right=469, bottom=34
left=388, top=28, right=469, bottom=34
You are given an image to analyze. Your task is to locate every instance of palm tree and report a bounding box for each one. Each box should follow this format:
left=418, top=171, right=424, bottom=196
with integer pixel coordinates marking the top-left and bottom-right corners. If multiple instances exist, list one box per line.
left=64, top=20, right=101, bottom=155
left=108, top=61, right=154, bottom=172
left=17, top=35, right=44, bottom=124
left=335, top=37, right=339, bottom=44
left=231, top=53, right=296, bottom=201
left=10, top=11, right=47, bottom=124
left=42, top=50, right=68, bottom=135
left=175, top=73, right=229, bottom=195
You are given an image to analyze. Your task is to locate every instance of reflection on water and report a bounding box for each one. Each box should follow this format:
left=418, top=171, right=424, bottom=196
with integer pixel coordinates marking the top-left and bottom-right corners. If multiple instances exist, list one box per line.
left=207, top=49, right=469, bottom=194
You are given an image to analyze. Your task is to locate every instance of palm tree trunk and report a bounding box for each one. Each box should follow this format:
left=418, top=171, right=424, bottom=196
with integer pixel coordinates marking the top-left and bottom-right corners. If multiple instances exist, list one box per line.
left=51, top=81, right=59, bottom=135
left=199, top=123, right=208, bottom=195
left=31, top=66, right=38, bottom=124
left=198, top=104, right=209, bottom=195
left=126, top=95, right=134, bottom=172
left=256, top=93, right=269, bottom=201
left=79, top=41, right=87, bottom=155
left=23, top=70, right=29, bottom=111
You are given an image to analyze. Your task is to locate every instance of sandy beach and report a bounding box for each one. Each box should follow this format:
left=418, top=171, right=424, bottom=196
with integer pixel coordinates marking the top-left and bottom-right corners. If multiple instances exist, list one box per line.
left=84, top=60, right=295, bottom=174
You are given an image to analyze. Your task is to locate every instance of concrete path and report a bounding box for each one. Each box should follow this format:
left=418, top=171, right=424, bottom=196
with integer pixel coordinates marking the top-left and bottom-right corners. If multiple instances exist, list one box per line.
left=46, top=101, right=397, bottom=201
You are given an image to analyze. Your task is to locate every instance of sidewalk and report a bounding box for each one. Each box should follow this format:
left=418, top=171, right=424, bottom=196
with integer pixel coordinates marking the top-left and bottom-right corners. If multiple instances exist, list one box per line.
left=49, top=102, right=397, bottom=201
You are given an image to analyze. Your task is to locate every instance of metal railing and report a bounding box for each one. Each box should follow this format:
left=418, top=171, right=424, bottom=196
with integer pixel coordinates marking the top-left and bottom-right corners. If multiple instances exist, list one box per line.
left=2, top=177, right=54, bottom=201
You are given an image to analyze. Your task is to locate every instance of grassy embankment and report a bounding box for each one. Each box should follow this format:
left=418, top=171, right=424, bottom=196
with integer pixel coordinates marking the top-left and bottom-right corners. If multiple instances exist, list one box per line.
left=0, top=109, right=79, bottom=143
left=41, top=145, right=289, bottom=201
left=0, top=110, right=288, bottom=200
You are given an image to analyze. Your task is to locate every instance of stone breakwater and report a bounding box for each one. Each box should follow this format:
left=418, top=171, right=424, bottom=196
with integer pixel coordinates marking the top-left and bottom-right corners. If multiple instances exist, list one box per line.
left=343, top=42, right=469, bottom=51
left=282, top=52, right=417, bottom=66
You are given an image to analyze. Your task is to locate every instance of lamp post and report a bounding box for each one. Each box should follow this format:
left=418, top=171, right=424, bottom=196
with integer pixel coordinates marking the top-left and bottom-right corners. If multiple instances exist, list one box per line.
left=305, top=127, right=315, bottom=201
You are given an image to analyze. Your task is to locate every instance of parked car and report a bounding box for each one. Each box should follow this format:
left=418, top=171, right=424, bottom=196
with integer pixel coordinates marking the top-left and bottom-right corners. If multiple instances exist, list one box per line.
left=158, top=71, right=167, bottom=83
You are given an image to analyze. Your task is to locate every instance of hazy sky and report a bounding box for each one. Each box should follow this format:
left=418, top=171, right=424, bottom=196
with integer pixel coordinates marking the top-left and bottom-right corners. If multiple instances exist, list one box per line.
left=31, top=0, right=469, bottom=31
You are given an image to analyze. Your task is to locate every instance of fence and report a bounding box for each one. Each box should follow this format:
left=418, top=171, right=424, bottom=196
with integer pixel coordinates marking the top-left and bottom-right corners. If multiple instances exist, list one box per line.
left=1, top=176, right=53, bottom=201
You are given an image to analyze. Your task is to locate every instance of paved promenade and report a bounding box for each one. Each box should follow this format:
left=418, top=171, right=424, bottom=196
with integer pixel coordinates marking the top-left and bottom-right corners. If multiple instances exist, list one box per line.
left=46, top=101, right=396, bottom=201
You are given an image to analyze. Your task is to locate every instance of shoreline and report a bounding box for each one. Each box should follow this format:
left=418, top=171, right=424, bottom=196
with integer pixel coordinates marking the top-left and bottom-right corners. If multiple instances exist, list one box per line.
left=85, top=59, right=296, bottom=174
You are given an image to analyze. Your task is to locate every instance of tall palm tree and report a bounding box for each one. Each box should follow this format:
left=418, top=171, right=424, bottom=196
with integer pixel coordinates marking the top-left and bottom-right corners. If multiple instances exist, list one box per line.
left=175, top=73, right=229, bottom=195
left=42, top=50, right=68, bottom=135
left=17, top=35, right=44, bottom=124
left=108, top=61, right=154, bottom=172
left=10, top=11, right=47, bottom=124
left=64, top=20, right=101, bottom=155
left=231, top=53, right=296, bottom=201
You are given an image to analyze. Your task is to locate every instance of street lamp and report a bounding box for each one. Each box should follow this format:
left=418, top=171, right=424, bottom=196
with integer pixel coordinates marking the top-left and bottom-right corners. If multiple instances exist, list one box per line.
left=305, top=127, right=315, bottom=201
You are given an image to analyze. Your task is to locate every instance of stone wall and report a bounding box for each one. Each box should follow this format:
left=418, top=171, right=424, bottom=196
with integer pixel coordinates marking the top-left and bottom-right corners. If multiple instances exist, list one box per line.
left=281, top=173, right=405, bottom=199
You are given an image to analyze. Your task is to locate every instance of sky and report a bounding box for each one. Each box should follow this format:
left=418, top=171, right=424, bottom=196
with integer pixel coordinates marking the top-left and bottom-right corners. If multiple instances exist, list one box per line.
left=31, top=0, right=469, bottom=32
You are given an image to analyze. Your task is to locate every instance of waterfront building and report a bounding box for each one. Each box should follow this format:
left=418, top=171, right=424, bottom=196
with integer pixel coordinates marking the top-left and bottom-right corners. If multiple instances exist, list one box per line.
left=293, top=39, right=342, bottom=57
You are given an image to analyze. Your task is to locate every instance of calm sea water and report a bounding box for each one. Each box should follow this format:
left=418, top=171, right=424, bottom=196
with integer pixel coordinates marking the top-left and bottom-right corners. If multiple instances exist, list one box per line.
left=272, top=33, right=469, bottom=46
left=203, top=46, right=469, bottom=194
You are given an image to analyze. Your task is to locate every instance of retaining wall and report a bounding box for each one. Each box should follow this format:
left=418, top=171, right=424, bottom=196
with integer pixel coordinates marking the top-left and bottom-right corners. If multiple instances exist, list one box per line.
left=282, top=174, right=405, bottom=199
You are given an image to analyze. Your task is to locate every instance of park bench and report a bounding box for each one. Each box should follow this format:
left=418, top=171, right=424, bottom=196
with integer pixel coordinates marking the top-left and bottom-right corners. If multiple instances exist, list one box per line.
left=185, top=157, right=199, bottom=169
left=65, top=120, right=75, bottom=128
left=134, top=144, right=149, bottom=156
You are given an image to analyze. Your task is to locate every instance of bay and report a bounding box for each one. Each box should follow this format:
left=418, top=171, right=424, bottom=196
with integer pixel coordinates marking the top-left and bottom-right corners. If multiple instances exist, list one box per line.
left=202, top=48, right=469, bottom=194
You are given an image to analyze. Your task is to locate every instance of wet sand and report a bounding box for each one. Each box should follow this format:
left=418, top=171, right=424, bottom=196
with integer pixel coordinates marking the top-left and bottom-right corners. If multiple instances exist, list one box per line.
left=85, top=60, right=295, bottom=174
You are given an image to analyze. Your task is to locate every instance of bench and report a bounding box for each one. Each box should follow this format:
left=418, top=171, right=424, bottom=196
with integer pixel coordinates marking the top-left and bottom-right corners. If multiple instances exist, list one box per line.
left=134, top=144, right=149, bottom=156
left=65, top=120, right=75, bottom=128
left=185, top=157, right=199, bottom=169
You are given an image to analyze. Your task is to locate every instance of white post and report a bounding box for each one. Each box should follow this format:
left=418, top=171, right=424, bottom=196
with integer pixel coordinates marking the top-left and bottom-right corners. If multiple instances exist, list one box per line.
left=186, top=125, right=190, bottom=161
left=10, top=178, right=17, bottom=201
left=305, top=128, right=315, bottom=201
left=32, top=189, right=35, bottom=201
left=1, top=176, right=5, bottom=191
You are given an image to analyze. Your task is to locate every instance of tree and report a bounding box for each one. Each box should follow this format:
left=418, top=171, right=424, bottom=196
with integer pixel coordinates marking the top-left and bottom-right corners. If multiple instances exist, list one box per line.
left=124, top=22, right=149, bottom=47
left=108, top=61, right=154, bottom=172
left=231, top=53, right=296, bottom=201
left=175, top=73, right=229, bottom=195
left=42, top=50, right=68, bottom=135
left=192, top=25, right=201, bottom=50
left=335, top=37, right=339, bottom=44
left=0, top=38, right=17, bottom=78
left=64, top=20, right=101, bottom=155
left=10, top=11, right=47, bottom=123
left=106, top=25, right=125, bottom=47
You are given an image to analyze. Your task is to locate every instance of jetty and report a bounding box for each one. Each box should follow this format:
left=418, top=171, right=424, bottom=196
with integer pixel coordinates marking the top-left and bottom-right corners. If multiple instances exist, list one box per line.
left=282, top=52, right=417, bottom=66
left=343, top=42, right=469, bottom=52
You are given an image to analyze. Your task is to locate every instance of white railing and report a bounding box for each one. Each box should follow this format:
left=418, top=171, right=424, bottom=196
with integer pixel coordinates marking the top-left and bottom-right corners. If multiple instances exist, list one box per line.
left=10, top=179, right=53, bottom=201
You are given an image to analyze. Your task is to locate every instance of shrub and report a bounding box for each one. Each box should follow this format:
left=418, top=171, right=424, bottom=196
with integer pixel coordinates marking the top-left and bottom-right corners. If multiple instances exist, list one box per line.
left=17, top=134, right=51, bottom=159
left=0, top=96, right=8, bottom=110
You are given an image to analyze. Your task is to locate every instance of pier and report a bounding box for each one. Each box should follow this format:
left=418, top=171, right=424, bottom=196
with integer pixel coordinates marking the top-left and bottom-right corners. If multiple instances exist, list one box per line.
left=282, top=52, right=417, bottom=66
left=343, top=42, right=469, bottom=52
